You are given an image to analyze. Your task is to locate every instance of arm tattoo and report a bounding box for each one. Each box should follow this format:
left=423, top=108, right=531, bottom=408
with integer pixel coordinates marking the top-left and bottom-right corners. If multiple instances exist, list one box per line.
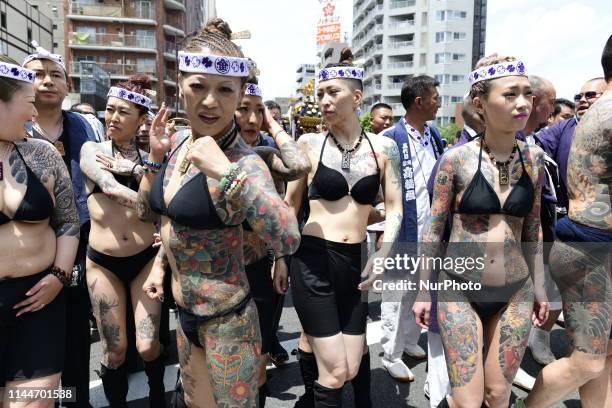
left=12, top=140, right=80, bottom=237
left=521, top=146, right=545, bottom=277
left=216, top=155, right=301, bottom=257
left=80, top=141, right=138, bottom=209
left=380, top=140, right=402, bottom=246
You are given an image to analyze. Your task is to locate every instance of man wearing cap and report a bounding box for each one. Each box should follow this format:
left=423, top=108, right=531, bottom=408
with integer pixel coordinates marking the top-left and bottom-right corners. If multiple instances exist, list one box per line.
left=23, top=42, right=97, bottom=407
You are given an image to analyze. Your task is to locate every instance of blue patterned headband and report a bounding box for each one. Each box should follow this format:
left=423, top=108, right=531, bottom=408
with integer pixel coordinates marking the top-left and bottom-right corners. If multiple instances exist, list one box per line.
left=0, top=62, right=35, bottom=83
left=468, top=61, right=527, bottom=85
left=107, top=86, right=152, bottom=110
left=245, top=83, right=262, bottom=97
left=178, top=51, right=249, bottom=77
left=22, top=41, right=66, bottom=72
left=317, top=66, right=364, bottom=82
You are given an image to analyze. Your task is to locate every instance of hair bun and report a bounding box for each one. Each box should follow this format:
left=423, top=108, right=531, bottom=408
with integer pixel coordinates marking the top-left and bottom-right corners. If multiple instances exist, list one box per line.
left=203, top=18, right=233, bottom=40
left=128, top=74, right=152, bottom=90
left=339, top=48, right=354, bottom=65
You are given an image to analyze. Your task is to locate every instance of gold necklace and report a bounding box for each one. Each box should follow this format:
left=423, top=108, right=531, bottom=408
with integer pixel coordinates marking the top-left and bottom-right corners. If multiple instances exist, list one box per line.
left=177, top=136, right=194, bottom=174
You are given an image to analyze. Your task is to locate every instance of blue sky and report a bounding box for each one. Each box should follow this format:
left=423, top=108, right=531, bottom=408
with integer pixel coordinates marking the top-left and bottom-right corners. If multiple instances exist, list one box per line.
left=217, top=0, right=611, bottom=100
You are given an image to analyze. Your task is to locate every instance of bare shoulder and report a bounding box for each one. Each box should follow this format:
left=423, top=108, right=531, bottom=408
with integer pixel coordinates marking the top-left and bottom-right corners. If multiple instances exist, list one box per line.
left=574, top=93, right=612, bottom=147
left=16, top=138, right=62, bottom=161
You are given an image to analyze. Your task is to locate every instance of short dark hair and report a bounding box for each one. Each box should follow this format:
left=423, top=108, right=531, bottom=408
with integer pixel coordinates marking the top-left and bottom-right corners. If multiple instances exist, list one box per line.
left=0, top=55, right=27, bottom=102
left=264, top=100, right=280, bottom=111
left=70, top=102, right=95, bottom=113
left=400, top=75, right=439, bottom=110
left=370, top=102, right=392, bottom=114
left=551, top=98, right=575, bottom=117
left=602, top=34, right=612, bottom=81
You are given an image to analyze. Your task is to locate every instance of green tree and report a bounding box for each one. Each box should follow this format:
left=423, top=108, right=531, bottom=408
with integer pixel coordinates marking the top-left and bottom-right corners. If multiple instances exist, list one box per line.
left=360, top=112, right=372, bottom=132
left=439, top=122, right=460, bottom=145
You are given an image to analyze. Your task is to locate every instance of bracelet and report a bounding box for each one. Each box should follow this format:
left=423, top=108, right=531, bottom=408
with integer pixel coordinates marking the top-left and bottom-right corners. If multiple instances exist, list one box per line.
left=225, top=172, right=247, bottom=197
left=144, top=166, right=160, bottom=174
left=218, top=163, right=240, bottom=193
left=50, top=266, right=71, bottom=286
left=143, top=159, right=163, bottom=170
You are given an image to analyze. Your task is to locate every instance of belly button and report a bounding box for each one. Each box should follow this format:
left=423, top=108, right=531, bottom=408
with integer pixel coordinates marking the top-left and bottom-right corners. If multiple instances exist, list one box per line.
left=490, top=259, right=495, bottom=264
left=342, top=236, right=349, bottom=242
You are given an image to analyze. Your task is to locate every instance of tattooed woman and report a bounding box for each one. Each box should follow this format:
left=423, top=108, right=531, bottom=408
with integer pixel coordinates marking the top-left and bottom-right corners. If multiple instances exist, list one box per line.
left=137, top=18, right=300, bottom=407
left=235, top=77, right=311, bottom=406
left=79, top=75, right=165, bottom=407
left=524, top=36, right=612, bottom=408
left=277, top=48, right=402, bottom=407
left=0, top=55, right=79, bottom=406
left=413, top=55, right=549, bottom=408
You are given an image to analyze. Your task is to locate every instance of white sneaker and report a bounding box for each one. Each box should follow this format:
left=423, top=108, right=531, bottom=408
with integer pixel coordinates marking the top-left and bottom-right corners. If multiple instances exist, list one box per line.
left=404, top=344, right=427, bottom=360
left=512, top=368, right=535, bottom=391
left=423, top=380, right=430, bottom=399
left=382, top=356, right=414, bottom=382
left=529, top=327, right=556, bottom=365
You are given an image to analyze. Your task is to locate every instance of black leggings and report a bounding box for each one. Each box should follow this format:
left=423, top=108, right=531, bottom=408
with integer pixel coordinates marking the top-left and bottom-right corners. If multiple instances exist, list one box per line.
left=291, top=235, right=368, bottom=337
left=0, top=269, right=66, bottom=384
left=87, top=245, right=157, bottom=286
left=245, top=255, right=277, bottom=354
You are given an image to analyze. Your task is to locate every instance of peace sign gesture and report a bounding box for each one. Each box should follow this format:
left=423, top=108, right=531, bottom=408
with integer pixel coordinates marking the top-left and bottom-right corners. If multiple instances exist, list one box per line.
left=149, top=103, right=172, bottom=162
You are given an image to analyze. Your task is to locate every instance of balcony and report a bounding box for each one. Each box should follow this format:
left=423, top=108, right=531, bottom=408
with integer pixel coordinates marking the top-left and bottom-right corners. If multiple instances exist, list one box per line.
left=387, top=83, right=404, bottom=90
left=68, top=2, right=155, bottom=25
left=164, top=40, right=177, bottom=59
left=164, top=69, right=178, bottom=86
left=164, top=0, right=186, bottom=12
left=388, top=41, right=415, bottom=49
left=387, top=61, right=414, bottom=70
left=164, top=12, right=186, bottom=37
left=69, top=32, right=156, bottom=53
left=70, top=61, right=156, bottom=79
left=388, top=21, right=415, bottom=30
left=390, top=0, right=416, bottom=9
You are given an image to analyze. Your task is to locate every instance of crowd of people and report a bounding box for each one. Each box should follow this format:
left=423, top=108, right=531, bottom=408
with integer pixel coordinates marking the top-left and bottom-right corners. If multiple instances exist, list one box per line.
left=0, top=16, right=610, bottom=408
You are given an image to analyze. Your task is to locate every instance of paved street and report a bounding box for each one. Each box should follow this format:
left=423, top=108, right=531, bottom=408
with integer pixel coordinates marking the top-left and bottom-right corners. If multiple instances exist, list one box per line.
left=86, top=291, right=579, bottom=408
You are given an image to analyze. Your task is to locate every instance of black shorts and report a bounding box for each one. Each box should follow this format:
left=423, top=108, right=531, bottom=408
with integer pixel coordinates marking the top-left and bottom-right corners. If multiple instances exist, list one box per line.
left=87, top=245, right=157, bottom=286
left=0, top=269, right=66, bottom=384
left=290, top=235, right=368, bottom=337
left=245, top=255, right=277, bottom=354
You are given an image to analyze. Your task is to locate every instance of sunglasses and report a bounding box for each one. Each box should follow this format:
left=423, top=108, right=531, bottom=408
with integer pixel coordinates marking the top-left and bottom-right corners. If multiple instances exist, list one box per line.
left=573, top=91, right=602, bottom=102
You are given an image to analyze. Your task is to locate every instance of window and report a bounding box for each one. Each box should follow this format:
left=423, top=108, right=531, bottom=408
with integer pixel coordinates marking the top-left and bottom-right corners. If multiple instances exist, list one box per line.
left=452, top=75, right=463, bottom=82
left=421, top=12, right=428, bottom=26
left=454, top=32, right=466, bottom=40
left=435, top=74, right=450, bottom=84
left=1, top=12, right=6, bottom=29
left=53, top=42, right=58, bottom=48
left=27, top=28, right=32, bottom=43
left=420, top=53, right=427, bottom=66
left=451, top=96, right=462, bottom=103
left=435, top=52, right=451, bottom=64
left=452, top=53, right=465, bottom=61
left=0, top=40, right=7, bottom=55
left=436, top=10, right=467, bottom=21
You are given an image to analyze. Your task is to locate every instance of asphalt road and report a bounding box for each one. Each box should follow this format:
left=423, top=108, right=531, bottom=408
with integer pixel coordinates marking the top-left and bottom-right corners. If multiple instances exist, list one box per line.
left=85, top=290, right=580, bottom=408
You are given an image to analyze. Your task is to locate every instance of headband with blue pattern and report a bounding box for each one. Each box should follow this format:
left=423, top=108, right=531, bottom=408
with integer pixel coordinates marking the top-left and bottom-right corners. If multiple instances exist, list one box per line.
left=107, top=86, right=152, bottom=110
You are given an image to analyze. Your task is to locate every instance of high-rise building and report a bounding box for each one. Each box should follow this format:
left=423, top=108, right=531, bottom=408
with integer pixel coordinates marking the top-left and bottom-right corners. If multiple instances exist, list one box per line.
left=26, top=1, right=64, bottom=54
left=319, top=42, right=349, bottom=68
left=296, top=63, right=316, bottom=94
left=0, top=0, right=53, bottom=62
left=64, top=0, right=206, bottom=111
left=352, top=0, right=486, bottom=125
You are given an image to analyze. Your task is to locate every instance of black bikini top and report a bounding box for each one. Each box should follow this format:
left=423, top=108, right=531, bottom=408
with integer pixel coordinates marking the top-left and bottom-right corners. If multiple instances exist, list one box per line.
left=458, top=137, right=534, bottom=217
left=0, top=143, right=54, bottom=225
left=90, top=143, right=143, bottom=196
left=308, top=132, right=380, bottom=205
left=149, top=133, right=238, bottom=230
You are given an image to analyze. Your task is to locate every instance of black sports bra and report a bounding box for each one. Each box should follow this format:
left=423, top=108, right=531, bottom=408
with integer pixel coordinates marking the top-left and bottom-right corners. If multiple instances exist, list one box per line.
left=0, top=144, right=54, bottom=225
left=90, top=143, right=143, bottom=196
left=458, top=137, right=534, bottom=217
left=149, top=135, right=236, bottom=230
left=308, top=132, right=380, bottom=205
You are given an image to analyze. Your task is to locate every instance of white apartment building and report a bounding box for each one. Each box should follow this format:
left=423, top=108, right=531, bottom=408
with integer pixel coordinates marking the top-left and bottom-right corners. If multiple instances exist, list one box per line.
left=352, top=0, right=486, bottom=125
left=0, top=0, right=53, bottom=62
left=296, top=63, right=316, bottom=93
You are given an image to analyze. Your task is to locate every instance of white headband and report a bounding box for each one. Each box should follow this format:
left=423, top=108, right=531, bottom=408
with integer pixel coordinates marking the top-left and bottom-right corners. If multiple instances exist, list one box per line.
left=107, top=87, right=152, bottom=110
left=178, top=51, right=249, bottom=77
left=316, top=66, right=364, bottom=82
left=245, top=83, right=262, bottom=97
left=22, top=41, right=66, bottom=71
left=0, top=62, right=35, bottom=83
left=468, top=61, right=527, bottom=85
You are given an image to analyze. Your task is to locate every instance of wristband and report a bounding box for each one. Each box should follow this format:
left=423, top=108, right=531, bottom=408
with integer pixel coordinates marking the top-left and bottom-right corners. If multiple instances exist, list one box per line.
left=50, top=266, right=71, bottom=286
left=143, top=159, right=163, bottom=170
